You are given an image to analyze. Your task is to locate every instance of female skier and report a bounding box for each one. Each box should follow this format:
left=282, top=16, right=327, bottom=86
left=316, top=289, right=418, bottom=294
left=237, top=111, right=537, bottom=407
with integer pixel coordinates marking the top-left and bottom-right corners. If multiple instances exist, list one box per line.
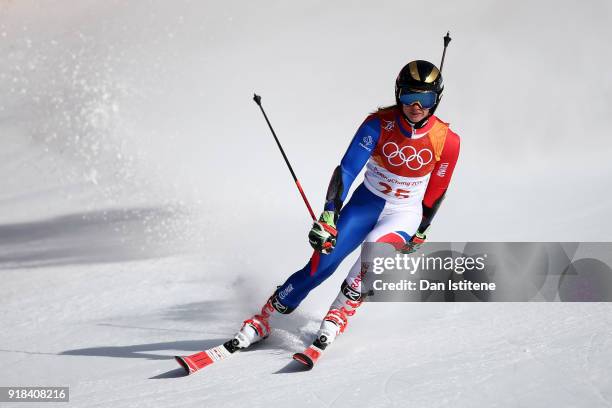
left=236, top=59, right=461, bottom=365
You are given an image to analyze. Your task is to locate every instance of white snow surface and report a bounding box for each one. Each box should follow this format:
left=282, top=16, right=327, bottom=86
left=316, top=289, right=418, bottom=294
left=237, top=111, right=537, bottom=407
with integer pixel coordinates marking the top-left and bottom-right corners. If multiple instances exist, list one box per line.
left=1, top=1, right=612, bottom=407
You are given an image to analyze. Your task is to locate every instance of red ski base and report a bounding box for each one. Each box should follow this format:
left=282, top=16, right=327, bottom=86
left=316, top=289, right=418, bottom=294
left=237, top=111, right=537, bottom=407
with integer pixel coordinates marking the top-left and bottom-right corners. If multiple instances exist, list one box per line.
left=175, top=351, right=214, bottom=374
left=292, top=352, right=315, bottom=369
left=292, top=345, right=323, bottom=370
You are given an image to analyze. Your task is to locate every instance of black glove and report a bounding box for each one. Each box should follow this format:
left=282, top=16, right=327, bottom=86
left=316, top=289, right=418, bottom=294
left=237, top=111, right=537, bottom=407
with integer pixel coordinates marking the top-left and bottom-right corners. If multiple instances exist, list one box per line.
left=308, top=210, right=337, bottom=254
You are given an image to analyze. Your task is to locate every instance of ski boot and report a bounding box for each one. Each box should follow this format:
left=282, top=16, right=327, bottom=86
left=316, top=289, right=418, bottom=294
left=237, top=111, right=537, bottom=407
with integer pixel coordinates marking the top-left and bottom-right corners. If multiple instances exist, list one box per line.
left=232, top=293, right=282, bottom=349
left=293, top=285, right=362, bottom=368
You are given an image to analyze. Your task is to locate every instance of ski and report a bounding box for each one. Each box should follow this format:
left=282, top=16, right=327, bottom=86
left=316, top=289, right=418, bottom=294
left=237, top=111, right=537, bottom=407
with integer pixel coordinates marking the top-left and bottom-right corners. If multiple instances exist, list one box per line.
left=175, top=339, right=240, bottom=375
left=292, top=342, right=325, bottom=370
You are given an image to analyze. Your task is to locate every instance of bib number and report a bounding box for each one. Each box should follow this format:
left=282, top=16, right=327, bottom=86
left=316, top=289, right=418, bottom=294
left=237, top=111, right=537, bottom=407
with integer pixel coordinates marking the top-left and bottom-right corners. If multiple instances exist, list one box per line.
left=379, top=182, right=410, bottom=199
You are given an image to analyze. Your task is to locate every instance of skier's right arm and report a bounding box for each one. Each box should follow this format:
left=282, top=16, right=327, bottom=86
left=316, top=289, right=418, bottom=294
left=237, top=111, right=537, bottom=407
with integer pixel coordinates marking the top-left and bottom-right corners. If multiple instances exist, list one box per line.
left=308, top=116, right=380, bottom=254
left=323, top=116, right=381, bottom=220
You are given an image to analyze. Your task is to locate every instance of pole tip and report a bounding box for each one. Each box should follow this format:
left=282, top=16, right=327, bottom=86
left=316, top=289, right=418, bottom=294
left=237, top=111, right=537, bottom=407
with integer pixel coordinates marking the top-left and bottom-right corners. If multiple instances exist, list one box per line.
left=444, top=31, right=452, bottom=46
left=253, top=93, right=262, bottom=105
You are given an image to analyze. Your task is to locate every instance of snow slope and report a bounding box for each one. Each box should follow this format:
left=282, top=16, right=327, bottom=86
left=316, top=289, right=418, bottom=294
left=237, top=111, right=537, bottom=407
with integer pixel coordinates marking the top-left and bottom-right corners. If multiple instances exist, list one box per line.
left=1, top=1, right=612, bottom=407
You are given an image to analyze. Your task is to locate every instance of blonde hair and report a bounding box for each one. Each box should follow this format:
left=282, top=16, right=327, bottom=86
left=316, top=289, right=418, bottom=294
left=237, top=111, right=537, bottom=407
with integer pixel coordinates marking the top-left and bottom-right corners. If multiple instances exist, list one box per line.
left=372, top=104, right=397, bottom=114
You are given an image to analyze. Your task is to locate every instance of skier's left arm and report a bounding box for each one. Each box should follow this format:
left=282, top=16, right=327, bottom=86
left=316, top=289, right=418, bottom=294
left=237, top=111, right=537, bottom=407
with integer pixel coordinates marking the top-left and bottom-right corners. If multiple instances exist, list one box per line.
left=415, top=129, right=461, bottom=240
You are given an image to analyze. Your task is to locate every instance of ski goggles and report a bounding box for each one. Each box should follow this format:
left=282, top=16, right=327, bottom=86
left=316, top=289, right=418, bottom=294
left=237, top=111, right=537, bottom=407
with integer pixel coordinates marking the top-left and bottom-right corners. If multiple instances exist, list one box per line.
left=398, top=89, right=437, bottom=109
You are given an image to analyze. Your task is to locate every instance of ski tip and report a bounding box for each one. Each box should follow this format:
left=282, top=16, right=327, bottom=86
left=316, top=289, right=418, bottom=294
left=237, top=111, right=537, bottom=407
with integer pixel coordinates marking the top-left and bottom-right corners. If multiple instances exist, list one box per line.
left=174, top=356, right=193, bottom=375
left=292, top=352, right=314, bottom=370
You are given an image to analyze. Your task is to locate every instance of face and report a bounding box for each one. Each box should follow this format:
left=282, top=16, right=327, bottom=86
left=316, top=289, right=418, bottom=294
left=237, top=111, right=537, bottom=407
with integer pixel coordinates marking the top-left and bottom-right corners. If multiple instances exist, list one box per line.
left=402, top=103, right=430, bottom=123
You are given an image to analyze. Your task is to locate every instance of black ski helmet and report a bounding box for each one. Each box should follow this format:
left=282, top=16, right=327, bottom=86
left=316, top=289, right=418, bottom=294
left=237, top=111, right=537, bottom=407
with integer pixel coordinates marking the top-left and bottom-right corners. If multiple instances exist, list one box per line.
left=395, top=60, right=444, bottom=114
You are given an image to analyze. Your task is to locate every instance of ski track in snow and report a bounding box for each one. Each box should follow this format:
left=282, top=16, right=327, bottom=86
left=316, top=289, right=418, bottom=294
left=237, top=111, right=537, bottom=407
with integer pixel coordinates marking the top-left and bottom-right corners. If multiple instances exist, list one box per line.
left=2, top=1, right=612, bottom=407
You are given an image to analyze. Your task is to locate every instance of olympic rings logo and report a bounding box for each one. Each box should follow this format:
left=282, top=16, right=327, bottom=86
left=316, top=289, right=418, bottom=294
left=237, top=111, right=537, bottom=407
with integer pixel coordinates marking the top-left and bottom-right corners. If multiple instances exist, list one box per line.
left=381, top=142, right=433, bottom=170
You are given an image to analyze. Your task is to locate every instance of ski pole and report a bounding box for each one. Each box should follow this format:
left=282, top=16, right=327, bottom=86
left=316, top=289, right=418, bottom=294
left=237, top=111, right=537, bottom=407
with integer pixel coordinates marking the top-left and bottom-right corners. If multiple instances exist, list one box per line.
left=439, top=31, right=452, bottom=72
left=253, top=93, right=317, bottom=221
